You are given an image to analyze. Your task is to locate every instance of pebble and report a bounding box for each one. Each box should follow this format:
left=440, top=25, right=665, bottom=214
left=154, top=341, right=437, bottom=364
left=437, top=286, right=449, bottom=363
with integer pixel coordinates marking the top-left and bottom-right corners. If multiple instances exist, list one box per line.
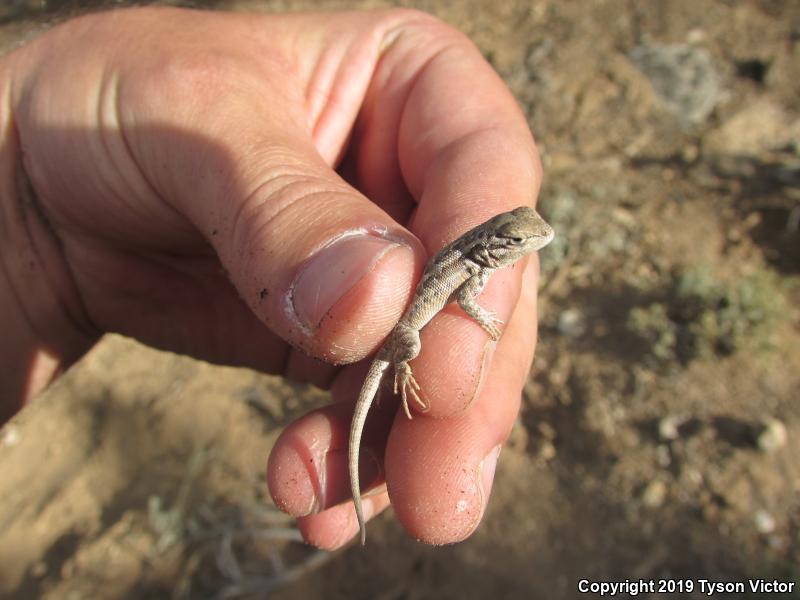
left=642, top=479, right=667, bottom=508
left=757, top=418, right=787, bottom=454
left=557, top=308, right=587, bottom=338
left=1, top=425, right=20, bottom=447
left=628, top=44, right=720, bottom=127
left=539, top=441, right=557, bottom=461
left=754, top=509, right=776, bottom=534
left=658, top=415, right=684, bottom=441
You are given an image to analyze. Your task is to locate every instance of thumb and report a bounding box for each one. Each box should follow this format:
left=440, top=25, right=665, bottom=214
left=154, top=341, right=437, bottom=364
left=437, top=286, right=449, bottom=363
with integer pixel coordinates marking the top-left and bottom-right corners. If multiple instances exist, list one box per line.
left=139, top=103, right=422, bottom=364
left=208, top=146, right=423, bottom=363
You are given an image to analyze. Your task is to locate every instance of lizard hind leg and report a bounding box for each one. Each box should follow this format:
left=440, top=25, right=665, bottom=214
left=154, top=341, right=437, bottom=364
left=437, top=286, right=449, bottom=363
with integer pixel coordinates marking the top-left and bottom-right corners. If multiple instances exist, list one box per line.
left=393, top=363, right=426, bottom=419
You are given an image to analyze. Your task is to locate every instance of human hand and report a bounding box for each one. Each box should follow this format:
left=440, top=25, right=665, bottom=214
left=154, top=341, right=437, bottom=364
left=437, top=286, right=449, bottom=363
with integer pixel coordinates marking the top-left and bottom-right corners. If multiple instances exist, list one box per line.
left=0, top=7, right=543, bottom=546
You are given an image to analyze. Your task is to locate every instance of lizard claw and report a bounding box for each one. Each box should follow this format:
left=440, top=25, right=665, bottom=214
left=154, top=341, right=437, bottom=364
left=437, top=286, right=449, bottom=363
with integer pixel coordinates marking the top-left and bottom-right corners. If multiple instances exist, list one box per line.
left=395, top=366, right=427, bottom=419
left=482, top=314, right=504, bottom=341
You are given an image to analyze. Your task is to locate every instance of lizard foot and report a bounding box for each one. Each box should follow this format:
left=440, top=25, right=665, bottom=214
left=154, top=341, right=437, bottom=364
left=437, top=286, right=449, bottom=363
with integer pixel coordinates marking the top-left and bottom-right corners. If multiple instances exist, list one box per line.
left=480, top=313, right=504, bottom=341
left=393, top=366, right=427, bottom=419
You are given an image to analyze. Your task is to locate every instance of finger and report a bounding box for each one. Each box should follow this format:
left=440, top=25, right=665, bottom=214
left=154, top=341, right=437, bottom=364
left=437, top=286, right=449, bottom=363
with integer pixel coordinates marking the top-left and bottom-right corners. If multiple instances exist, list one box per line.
left=384, top=257, right=542, bottom=544
left=358, top=11, right=542, bottom=227
left=351, top=12, right=543, bottom=411
left=296, top=488, right=391, bottom=550
left=266, top=398, right=393, bottom=523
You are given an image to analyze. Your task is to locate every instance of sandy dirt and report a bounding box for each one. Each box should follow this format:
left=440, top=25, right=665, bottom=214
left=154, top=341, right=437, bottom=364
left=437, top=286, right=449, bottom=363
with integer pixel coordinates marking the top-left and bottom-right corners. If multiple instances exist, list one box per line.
left=0, top=1, right=798, bottom=598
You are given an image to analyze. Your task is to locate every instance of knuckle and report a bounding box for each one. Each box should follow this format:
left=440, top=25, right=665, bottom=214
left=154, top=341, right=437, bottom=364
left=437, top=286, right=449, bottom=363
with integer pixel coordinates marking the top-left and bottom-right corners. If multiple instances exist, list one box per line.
left=380, top=7, right=473, bottom=50
left=135, top=50, right=243, bottom=106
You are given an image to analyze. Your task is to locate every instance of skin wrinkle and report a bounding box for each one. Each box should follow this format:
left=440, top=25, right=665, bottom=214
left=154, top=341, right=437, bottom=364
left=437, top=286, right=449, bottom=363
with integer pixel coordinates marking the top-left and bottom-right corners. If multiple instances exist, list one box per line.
left=378, top=18, right=413, bottom=57
left=96, top=69, right=144, bottom=231
left=352, top=39, right=413, bottom=217
left=394, top=41, right=464, bottom=201
left=13, top=159, right=98, bottom=342
left=243, top=183, right=362, bottom=259
left=225, top=170, right=309, bottom=276
left=305, top=10, right=415, bottom=148
left=306, top=38, right=352, bottom=150
left=111, top=72, right=184, bottom=234
left=96, top=67, right=122, bottom=203
left=378, top=10, right=451, bottom=59
left=0, top=227, right=35, bottom=341
left=310, top=26, right=384, bottom=166
left=234, top=185, right=362, bottom=306
left=225, top=160, right=341, bottom=264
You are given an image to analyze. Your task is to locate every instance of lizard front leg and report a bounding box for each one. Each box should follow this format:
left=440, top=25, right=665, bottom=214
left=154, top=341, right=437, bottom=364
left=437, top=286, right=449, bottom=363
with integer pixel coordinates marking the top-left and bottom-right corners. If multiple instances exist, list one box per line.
left=389, top=325, right=427, bottom=418
left=456, top=269, right=503, bottom=341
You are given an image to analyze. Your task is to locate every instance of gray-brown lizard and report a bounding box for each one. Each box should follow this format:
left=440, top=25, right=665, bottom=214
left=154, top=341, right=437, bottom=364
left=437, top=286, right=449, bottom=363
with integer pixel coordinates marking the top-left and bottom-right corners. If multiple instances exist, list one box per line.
left=349, top=206, right=555, bottom=544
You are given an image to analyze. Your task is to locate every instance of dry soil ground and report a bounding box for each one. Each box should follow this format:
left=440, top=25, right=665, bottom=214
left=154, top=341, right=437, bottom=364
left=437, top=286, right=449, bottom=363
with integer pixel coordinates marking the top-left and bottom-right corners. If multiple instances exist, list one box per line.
left=0, top=1, right=798, bottom=599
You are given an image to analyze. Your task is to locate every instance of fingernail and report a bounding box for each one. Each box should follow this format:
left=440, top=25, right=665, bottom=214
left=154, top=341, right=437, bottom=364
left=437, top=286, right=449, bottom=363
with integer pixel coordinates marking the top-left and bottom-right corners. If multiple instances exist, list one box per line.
left=306, top=447, right=382, bottom=513
left=291, top=233, right=404, bottom=333
left=479, top=444, right=502, bottom=502
left=458, top=341, right=496, bottom=413
left=464, top=444, right=501, bottom=538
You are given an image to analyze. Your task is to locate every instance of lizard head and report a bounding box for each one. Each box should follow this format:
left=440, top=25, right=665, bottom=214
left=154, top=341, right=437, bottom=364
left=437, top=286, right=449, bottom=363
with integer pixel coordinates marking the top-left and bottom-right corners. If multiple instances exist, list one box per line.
left=477, top=206, right=555, bottom=266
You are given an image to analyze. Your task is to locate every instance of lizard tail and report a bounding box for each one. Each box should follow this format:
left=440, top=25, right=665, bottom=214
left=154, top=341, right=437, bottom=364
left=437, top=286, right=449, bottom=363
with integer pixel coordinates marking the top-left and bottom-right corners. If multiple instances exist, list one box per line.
left=349, top=357, right=390, bottom=545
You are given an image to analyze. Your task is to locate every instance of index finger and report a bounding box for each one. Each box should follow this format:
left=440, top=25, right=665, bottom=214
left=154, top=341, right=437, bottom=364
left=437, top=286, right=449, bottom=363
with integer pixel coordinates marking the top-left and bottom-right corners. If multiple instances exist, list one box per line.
left=354, top=12, right=543, bottom=416
left=347, top=13, right=546, bottom=544
left=356, top=11, right=541, bottom=237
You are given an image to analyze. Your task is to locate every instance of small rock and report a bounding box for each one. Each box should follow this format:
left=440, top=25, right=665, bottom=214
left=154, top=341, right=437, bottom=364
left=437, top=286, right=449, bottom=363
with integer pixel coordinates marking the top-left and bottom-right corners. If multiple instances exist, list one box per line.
left=628, top=44, right=720, bottom=127
left=757, top=418, right=787, bottom=454
left=658, top=415, right=684, bottom=441
left=686, top=29, right=707, bottom=44
left=685, top=468, right=703, bottom=487
left=642, top=479, right=667, bottom=508
left=706, top=98, right=800, bottom=155
left=538, top=441, right=557, bottom=461
left=1, top=425, right=20, bottom=447
left=754, top=509, right=776, bottom=534
left=557, top=308, right=587, bottom=338
left=537, top=421, right=557, bottom=440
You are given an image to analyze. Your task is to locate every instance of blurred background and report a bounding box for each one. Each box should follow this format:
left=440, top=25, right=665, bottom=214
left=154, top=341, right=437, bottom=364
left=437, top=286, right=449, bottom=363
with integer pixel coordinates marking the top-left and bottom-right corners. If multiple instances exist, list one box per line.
left=0, top=1, right=798, bottom=598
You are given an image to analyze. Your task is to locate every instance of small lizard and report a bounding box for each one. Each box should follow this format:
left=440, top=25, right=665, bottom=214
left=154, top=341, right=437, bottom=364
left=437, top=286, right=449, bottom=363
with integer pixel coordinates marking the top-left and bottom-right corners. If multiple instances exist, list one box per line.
left=349, top=206, right=555, bottom=544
